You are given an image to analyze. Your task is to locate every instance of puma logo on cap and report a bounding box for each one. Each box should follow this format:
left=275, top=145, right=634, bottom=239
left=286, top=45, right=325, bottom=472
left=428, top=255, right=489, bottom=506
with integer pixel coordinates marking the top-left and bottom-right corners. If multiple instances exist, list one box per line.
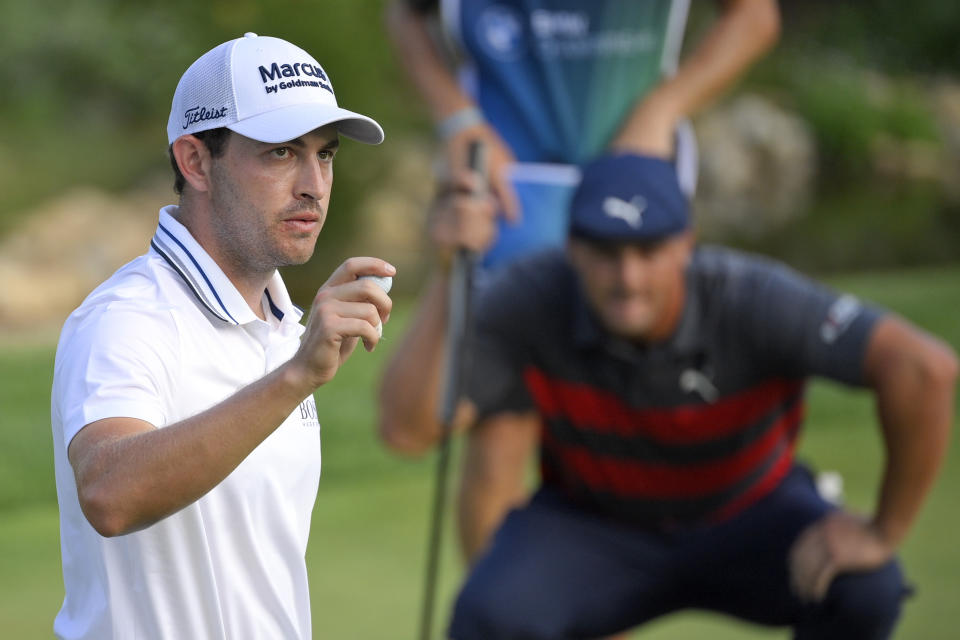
left=602, top=196, right=646, bottom=229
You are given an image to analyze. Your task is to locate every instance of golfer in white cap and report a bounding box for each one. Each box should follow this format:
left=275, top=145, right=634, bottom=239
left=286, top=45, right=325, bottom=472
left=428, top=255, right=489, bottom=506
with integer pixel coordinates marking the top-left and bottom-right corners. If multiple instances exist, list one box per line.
left=51, top=33, right=390, bottom=639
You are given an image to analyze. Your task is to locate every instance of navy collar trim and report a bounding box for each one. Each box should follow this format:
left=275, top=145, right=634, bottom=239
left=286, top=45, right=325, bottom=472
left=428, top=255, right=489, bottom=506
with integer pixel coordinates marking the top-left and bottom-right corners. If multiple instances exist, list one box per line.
left=151, top=206, right=303, bottom=327
left=156, top=223, right=240, bottom=325
left=150, top=239, right=231, bottom=323
left=264, top=288, right=284, bottom=322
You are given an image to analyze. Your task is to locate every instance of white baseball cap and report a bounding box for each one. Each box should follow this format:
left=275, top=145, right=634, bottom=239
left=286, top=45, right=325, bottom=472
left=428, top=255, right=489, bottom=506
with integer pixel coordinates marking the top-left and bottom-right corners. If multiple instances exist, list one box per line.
left=167, top=32, right=384, bottom=145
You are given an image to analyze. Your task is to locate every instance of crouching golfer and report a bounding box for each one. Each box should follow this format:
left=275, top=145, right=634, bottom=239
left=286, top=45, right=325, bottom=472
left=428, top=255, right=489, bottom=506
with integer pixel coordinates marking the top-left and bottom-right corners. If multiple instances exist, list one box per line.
left=51, top=33, right=391, bottom=639
left=379, top=153, right=957, bottom=639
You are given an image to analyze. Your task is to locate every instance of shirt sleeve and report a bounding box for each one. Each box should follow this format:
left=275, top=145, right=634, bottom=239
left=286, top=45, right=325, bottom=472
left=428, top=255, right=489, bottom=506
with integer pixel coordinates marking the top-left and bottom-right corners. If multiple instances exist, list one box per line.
left=726, top=256, right=885, bottom=385
left=54, top=303, right=180, bottom=449
left=464, top=266, right=540, bottom=419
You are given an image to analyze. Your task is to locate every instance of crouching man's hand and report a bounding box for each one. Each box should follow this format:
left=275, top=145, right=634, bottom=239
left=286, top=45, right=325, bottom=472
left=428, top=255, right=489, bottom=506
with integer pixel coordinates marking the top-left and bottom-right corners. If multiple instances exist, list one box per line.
left=789, top=511, right=895, bottom=602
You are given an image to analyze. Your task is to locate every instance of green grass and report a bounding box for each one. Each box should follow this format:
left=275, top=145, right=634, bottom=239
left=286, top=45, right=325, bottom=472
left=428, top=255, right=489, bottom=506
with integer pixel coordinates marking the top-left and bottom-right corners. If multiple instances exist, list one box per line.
left=1, top=264, right=958, bottom=638
left=0, top=342, right=57, bottom=511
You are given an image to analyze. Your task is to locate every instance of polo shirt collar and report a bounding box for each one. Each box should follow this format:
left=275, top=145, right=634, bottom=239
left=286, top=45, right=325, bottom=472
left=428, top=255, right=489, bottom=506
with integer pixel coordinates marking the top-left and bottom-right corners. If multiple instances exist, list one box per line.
left=150, top=206, right=303, bottom=326
left=571, top=264, right=704, bottom=358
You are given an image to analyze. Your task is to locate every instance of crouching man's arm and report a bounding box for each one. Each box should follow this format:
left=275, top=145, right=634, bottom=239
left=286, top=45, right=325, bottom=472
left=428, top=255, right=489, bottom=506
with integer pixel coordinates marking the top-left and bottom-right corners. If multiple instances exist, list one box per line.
left=378, top=172, right=497, bottom=455
left=790, top=315, right=957, bottom=601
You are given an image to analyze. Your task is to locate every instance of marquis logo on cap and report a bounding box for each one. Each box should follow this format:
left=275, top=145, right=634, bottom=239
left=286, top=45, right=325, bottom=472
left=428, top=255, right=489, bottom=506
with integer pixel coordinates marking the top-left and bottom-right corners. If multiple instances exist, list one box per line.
left=258, top=61, right=333, bottom=96
left=182, top=105, right=229, bottom=130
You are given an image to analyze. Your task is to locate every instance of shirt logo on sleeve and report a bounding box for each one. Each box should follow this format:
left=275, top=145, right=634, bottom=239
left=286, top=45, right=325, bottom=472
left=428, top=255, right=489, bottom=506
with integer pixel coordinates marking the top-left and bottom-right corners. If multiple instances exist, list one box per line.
left=298, top=396, right=320, bottom=428
left=820, top=295, right=862, bottom=344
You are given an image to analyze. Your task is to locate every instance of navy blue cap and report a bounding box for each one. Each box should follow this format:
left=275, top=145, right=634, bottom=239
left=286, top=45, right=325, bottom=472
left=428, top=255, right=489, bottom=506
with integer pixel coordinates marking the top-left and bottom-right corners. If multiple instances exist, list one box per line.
left=568, top=153, right=689, bottom=243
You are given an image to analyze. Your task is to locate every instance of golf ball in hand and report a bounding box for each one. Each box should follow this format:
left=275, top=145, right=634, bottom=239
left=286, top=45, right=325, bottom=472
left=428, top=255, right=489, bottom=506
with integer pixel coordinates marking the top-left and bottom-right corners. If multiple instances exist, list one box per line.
left=360, top=275, right=392, bottom=294
left=358, top=275, right=393, bottom=337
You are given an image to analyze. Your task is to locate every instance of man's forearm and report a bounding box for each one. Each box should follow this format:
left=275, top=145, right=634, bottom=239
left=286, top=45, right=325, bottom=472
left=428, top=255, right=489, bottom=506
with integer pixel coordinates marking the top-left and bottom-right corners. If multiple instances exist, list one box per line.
left=73, top=256, right=396, bottom=537
left=866, top=318, right=958, bottom=548
left=457, top=412, right=539, bottom=562
left=612, top=0, right=780, bottom=150
left=385, top=0, right=473, bottom=120
left=71, top=362, right=317, bottom=537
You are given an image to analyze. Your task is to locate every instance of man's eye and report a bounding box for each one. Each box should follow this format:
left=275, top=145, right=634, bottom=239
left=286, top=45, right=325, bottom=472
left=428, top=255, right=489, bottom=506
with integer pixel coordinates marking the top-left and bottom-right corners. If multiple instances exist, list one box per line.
left=272, top=147, right=290, bottom=158
left=318, top=150, right=333, bottom=161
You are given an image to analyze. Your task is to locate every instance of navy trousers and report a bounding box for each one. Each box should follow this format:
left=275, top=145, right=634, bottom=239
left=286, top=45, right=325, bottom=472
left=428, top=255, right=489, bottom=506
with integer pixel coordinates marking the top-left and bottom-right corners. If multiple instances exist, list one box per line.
left=448, top=466, right=907, bottom=640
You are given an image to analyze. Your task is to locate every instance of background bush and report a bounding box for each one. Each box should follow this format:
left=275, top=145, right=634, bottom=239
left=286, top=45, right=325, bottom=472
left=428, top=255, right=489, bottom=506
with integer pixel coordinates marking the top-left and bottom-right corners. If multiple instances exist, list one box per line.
left=0, top=0, right=956, bottom=297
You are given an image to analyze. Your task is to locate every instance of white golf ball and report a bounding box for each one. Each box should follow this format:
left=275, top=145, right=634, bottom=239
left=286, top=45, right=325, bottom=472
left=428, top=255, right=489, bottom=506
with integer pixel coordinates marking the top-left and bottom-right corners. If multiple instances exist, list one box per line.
left=358, top=275, right=392, bottom=338
left=360, top=275, right=393, bottom=294
left=816, top=471, right=844, bottom=505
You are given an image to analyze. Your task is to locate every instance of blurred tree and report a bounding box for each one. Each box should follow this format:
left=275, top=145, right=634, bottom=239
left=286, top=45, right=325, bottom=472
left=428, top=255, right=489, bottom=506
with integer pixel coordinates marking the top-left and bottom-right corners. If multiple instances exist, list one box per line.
left=0, top=0, right=423, bottom=297
left=778, top=0, right=960, bottom=74
left=0, top=0, right=956, bottom=291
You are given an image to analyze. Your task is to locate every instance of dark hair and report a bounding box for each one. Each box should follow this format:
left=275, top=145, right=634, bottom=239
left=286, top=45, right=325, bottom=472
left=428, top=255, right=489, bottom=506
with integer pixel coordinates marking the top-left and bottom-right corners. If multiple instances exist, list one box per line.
left=168, top=127, right=232, bottom=195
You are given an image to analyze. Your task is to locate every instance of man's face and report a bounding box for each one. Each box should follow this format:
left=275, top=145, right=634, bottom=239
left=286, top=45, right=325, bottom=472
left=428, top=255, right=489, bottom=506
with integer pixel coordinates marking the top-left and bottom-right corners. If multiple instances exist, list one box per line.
left=205, top=125, right=340, bottom=275
left=567, top=232, right=693, bottom=342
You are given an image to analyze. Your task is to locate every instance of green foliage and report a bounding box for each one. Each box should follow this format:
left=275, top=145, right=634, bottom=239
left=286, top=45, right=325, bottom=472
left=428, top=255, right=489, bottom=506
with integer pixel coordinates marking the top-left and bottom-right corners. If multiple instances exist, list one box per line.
left=733, top=183, right=960, bottom=274
left=730, top=47, right=954, bottom=270
left=0, top=0, right=419, bottom=132
left=778, top=0, right=960, bottom=75
left=2, top=0, right=958, bottom=278
left=0, top=0, right=425, bottom=258
left=747, top=56, right=941, bottom=183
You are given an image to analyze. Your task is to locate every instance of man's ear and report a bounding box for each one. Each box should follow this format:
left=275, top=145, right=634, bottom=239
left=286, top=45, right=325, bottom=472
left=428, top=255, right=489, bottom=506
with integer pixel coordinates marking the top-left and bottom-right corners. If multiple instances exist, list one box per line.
left=172, top=135, right=215, bottom=194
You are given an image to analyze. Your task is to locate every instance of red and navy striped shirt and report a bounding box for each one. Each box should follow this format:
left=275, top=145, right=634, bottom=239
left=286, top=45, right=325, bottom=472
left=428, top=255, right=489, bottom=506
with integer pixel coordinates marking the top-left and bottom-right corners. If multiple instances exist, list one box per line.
left=466, top=246, right=882, bottom=528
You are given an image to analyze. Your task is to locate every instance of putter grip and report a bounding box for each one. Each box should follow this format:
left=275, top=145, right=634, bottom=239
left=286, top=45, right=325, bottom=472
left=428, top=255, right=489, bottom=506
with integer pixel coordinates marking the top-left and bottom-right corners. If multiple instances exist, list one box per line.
left=437, top=141, right=487, bottom=426
left=466, top=140, right=488, bottom=185
left=422, top=140, right=489, bottom=640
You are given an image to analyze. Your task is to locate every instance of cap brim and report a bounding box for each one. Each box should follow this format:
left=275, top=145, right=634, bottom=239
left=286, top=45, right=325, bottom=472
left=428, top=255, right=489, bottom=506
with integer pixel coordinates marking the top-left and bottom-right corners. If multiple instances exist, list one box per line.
left=228, top=102, right=384, bottom=145
left=568, top=224, right=678, bottom=246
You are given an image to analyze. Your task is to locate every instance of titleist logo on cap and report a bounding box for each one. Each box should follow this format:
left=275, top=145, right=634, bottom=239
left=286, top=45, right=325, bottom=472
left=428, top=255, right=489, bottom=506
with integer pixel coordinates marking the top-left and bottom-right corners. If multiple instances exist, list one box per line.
left=182, top=106, right=229, bottom=130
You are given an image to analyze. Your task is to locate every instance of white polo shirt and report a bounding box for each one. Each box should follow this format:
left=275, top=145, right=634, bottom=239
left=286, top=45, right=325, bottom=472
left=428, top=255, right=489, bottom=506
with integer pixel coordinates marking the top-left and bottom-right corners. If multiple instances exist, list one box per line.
left=51, top=206, right=322, bottom=639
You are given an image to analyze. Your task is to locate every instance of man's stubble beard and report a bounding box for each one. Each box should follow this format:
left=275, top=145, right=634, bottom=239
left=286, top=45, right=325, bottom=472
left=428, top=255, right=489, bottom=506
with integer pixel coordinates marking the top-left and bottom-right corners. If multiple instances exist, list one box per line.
left=208, top=168, right=313, bottom=277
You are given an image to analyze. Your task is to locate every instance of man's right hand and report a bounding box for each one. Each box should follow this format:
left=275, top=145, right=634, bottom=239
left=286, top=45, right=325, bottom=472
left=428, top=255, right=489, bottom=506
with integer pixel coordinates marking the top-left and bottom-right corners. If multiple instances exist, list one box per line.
left=429, top=170, right=499, bottom=270
left=68, top=258, right=396, bottom=536
left=788, top=511, right=896, bottom=603
left=445, top=123, right=519, bottom=222
left=289, top=257, right=396, bottom=389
